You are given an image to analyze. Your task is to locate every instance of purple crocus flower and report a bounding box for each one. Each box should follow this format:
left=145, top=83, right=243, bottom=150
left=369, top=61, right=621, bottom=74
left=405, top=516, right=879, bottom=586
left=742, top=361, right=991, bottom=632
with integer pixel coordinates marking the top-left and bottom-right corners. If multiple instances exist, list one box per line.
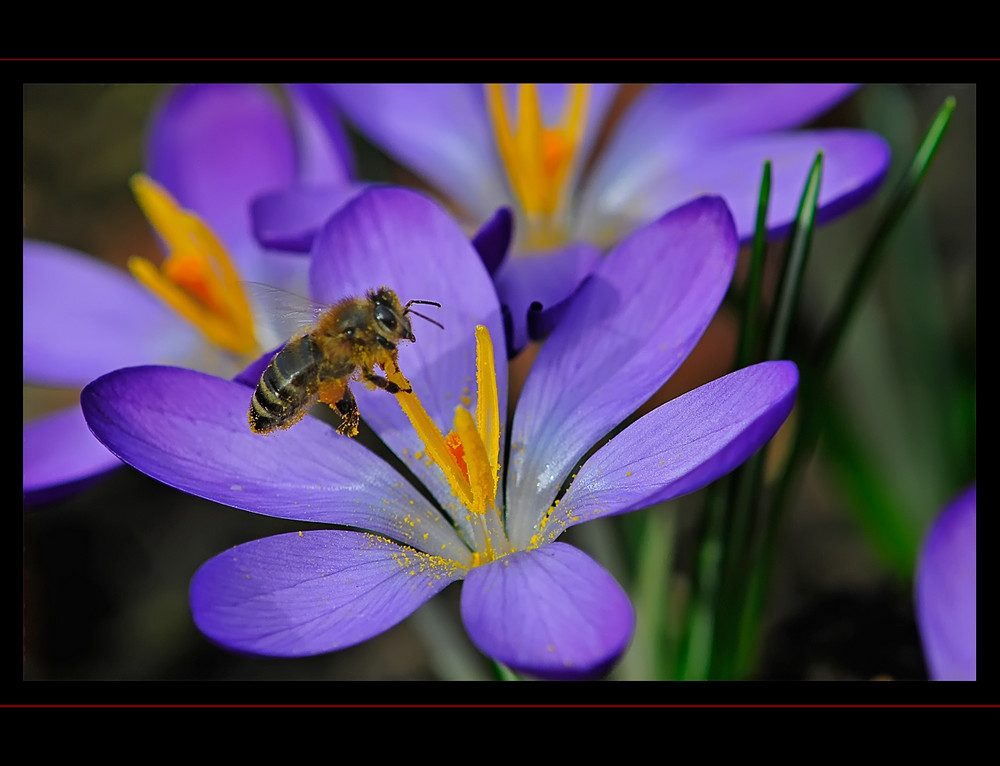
left=254, top=83, right=890, bottom=353
left=82, top=187, right=798, bottom=679
left=23, top=84, right=355, bottom=505
left=915, top=484, right=976, bottom=681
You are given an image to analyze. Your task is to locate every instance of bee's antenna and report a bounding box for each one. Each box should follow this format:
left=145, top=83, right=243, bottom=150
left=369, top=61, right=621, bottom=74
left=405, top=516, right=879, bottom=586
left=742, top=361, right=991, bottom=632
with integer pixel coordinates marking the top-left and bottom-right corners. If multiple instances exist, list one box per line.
left=404, top=299, right=444, bottom=330
left=408, top=310, right=444, bottom=330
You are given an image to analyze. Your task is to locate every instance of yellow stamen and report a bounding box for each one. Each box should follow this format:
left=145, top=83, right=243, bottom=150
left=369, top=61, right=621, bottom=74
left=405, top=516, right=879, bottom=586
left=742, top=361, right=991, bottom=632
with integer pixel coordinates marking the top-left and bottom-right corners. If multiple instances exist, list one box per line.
left=453, top=406, right=493, bottom=517
left=127, top=174, right=258, bottom=357
left=485, top=83, right=590, bottom=249
left=388, top=365, right=473, bottom=509
left=454, top=406, right=498, bottom=561
left=474, top=324, right=501, bottom=503
left=390, top=325, right=509, bottom=564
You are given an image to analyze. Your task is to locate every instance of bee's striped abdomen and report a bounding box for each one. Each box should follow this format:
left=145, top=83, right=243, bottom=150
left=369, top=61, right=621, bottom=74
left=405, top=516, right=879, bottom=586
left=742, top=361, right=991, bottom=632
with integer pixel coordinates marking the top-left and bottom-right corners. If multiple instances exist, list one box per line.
left=248, top=335, right=325, bottom=433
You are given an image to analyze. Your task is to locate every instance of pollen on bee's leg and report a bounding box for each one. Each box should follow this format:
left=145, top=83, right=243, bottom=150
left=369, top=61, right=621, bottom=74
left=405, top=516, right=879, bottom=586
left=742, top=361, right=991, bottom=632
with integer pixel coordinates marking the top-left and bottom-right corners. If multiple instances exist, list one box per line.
left=334, top=391, right=360, bottom=437
left=317, top=380, right=347, bottom=409
left=335, top=408, right=360, bottom=437
left=318, top=381, right=359, bottom=438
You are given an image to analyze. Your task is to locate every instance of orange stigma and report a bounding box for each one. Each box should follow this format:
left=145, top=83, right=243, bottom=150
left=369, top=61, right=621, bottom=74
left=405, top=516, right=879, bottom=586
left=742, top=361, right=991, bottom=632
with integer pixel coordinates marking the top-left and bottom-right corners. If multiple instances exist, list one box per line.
left=389, top=325, right=509, bottom=564
left=485, top=84, right=590, bottom=250
left=127, top=173, right=259, bottom=358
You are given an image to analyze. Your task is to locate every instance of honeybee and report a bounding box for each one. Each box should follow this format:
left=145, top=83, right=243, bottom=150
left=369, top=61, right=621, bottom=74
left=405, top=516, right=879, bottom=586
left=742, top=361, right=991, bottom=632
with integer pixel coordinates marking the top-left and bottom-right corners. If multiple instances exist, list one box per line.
left=248, top=286, right=442, bottom=437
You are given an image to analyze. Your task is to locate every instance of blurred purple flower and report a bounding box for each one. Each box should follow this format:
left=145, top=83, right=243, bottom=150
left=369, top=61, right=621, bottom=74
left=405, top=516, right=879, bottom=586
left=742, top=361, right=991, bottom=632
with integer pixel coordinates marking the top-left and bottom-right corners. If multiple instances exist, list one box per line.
left=23, top=84, right=355, bottom=505
left=915, top=484, right=976, bottom=681
left=254, top=84, right=890, bottom=353
left=82, top=187, right=798, bottom=679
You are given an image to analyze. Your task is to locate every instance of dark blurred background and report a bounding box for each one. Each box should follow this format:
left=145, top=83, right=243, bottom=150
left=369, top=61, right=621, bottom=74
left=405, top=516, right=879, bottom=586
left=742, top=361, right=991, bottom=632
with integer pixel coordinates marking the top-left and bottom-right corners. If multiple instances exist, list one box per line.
left=23, top=83, right=976, bottom=683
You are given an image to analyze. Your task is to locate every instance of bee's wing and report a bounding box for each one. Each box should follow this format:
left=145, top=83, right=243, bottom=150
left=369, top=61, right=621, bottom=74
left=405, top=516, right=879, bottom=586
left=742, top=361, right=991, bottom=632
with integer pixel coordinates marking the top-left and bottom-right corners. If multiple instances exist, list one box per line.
left=245, top=283, right=328, bottom=340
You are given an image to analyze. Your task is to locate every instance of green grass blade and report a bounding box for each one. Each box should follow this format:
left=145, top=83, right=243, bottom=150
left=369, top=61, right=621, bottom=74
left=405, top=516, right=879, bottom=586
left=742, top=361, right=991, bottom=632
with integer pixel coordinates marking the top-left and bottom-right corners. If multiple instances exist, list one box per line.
left=813, top=97, right=956, bottom=374
left=736, top=161, right=772, bottom=368
left=767, top=152, right=824, bottom=361
left=733, top=97, right=958, bottom=676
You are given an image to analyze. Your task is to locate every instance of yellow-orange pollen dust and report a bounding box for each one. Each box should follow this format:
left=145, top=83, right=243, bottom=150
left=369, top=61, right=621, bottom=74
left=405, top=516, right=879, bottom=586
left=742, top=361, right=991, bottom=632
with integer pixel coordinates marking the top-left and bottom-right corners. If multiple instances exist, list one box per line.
left=485, top=83, right=590, bottom=251
left=388, top=325, right=510, bottom=567
left=127, top=174, right=259, bottom=358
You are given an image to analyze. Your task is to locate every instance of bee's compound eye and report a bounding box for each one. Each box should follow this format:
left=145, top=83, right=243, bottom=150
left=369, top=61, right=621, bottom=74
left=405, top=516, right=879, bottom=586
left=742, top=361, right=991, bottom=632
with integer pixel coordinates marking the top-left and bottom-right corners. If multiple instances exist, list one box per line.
left=374, top=305, right=397, bottom=332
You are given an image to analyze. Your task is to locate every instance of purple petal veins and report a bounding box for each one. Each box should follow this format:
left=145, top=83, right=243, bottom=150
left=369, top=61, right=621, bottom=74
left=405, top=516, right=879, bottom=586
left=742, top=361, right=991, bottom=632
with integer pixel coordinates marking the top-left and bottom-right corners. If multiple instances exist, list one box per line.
left=81, top=365, right=473, bottom=564
left=191, top=530, right=464, bottom=657
left=461, top=543, right=634, bottom=679
left=506, top=196, right=738, bottom=544
left=78, top=184, right=802, bottom=679
left=535, top=362, right=799, bottom=545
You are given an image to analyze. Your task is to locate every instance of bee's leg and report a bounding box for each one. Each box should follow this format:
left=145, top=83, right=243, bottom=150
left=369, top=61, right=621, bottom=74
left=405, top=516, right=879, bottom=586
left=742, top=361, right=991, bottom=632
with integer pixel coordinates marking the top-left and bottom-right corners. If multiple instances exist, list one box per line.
left=366, top=372, right=412, bottom=395
left=375, top=335, right=396, bottom=351
left=333, top=387, right=360, bottom=437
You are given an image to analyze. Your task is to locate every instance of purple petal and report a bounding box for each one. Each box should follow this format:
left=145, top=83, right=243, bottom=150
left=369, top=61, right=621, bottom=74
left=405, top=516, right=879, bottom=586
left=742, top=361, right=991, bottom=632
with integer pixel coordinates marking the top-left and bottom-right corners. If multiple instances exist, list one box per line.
left=493, top=241, right=603, bottom=355
left=461, top=543, right=634, bottom=679
left=624, top=83, right=855, bottom=145
left=584, top=129, right=890, bottom=243
left=250, top=183, right=366, bottom=253
left=23, top=239, right=200, bottom=386
left=742, top=130, right=890, bottom=237
left=284, top=83, right=355, bottom=185
left=23, top=405, right=122, bottom=506
left=246, top=84, right=363, bottom=254
left=506, top=196, right=737, bottom=544
left=530, top=362, right=798, bottom=546
left=916, top=485, right=976, bottom=681
left=525, top=294, right=574, bottom=345
left=146, top=84, right=297, bottom=259
left=190, top=530, right=464, bottom=657
left=583, top=84, right=858, bottom=216
left=472, top=206, right=513, bottom=276
left=325, top=84, right=507, bottom=221
left=81, top=365, right=472, bottom=563
left=309, top=187, right=507, bottom=524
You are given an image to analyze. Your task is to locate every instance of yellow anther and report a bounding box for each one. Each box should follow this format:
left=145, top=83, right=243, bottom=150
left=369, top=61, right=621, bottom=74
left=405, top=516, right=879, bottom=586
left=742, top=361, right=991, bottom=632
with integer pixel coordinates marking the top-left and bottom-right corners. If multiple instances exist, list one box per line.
left=390, top=326, right=508, bottom=563
left=474, top=324, right=501, bottom=503
left=485, top=83, right=590, bottom=249
left=453, top=406, right=494, bottom=516
left=127, top=174, right=258, bottom=357
left=388, top=366, right=473, bottom=509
